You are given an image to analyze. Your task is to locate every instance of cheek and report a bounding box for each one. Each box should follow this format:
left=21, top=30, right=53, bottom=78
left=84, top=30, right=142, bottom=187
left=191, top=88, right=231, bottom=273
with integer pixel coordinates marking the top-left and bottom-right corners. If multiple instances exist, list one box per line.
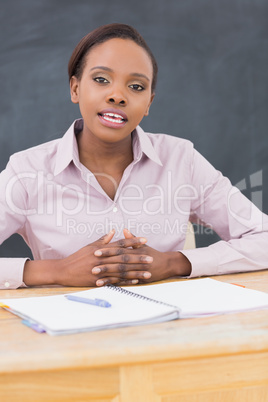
left=78, top=91, right=99, bottom=113
left=79, top=88, right=94, bottom=102
left=136, top=99, right=151, bottom=117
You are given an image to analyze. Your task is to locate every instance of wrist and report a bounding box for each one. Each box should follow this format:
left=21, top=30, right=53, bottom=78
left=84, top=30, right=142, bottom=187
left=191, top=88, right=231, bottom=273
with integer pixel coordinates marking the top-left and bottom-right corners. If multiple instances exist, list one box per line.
left=23, top=259, right=61, bottom=286
left=167, top=252, right=192, bottom=277
left=51, top=258, right=65, bottom=285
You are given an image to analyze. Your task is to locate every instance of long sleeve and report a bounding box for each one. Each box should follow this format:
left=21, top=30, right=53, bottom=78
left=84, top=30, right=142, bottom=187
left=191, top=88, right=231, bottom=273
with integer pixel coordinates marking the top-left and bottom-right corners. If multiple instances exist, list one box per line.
left=0, top=159, right=29, bottom=289
left=1, top=122, right=268, bottom=287
left=182, top=148, right=268, bottom=277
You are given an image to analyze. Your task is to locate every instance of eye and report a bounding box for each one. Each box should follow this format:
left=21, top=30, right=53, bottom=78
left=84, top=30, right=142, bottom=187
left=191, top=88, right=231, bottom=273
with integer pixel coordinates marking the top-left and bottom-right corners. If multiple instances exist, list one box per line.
left=93, top=76, right=109, bottom=84
left=129, top=84, right=145, bottom=92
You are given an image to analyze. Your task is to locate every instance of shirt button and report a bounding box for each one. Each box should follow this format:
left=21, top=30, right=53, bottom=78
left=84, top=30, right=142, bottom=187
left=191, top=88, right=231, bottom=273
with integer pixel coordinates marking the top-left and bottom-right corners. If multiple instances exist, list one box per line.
left=113, top=206, right=118, bottom=213
left=4, top=281, right=10, bottom=288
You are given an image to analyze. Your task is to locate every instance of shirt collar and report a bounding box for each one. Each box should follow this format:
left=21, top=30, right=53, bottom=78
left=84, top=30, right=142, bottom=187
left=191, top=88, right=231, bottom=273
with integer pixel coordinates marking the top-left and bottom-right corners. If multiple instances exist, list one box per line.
left=54, top=119, right=82, bottom=176
left=133, top=125, right=163, bottom=166
left=54, top=119, right=163, bottom=176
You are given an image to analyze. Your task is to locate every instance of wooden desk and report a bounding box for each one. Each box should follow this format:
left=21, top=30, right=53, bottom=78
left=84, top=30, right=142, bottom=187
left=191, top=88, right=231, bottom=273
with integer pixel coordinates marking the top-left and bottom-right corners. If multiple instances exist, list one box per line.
left=0, top=271, right=268, bottom=402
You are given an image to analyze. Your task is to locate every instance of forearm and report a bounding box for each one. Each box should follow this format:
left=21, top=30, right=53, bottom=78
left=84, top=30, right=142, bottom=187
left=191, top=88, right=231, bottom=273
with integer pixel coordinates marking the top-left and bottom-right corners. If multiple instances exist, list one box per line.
left=23, top=259, right=62, bottom=286
left=182, top=231, right=268, bottom=278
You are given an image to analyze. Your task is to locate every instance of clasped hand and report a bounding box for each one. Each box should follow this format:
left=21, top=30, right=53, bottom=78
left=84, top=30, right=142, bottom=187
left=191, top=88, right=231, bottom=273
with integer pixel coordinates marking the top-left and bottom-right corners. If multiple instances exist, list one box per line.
left=59, top=228, right=189, bottom=287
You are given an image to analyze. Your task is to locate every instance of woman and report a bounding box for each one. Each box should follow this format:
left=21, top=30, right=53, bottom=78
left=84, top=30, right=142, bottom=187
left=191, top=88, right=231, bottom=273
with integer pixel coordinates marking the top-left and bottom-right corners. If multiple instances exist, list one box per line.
left=0, top=23, right=267, bottom=289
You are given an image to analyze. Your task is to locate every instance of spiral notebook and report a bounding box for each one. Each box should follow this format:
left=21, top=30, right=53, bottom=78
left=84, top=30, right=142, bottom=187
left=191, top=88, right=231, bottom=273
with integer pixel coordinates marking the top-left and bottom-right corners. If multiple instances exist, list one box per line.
left=1, top=278, right=268, bottom=336
left=0, top=284, right=180, bottom=335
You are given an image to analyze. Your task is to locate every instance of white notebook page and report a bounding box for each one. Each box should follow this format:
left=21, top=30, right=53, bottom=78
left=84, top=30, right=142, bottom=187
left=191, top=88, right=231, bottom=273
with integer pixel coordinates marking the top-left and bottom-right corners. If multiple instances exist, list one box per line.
left=125, top=278, right=268, bottom=317
left=1, top=285, right=179, bottom=334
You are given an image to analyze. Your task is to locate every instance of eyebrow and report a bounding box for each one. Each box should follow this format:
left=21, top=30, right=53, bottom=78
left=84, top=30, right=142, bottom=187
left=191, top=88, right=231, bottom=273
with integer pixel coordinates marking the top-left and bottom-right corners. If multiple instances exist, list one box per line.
left=90, top=66, right=150, bottom=82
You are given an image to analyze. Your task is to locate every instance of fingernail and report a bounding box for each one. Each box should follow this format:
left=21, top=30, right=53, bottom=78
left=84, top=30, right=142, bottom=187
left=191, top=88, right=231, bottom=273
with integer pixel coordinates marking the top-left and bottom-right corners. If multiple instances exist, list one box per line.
left=144, top=256, right=153, bottom=263
left=92, top=267, right=101, bottom=274
left=94, top=250, right=102, bottom=256
left=132, top=279, right=139, bottom=284
left=96, top=280, right=104, bottom=286
left=139, top=237, right=147, bottom=243
left=143, top=272, right=151, bottom=278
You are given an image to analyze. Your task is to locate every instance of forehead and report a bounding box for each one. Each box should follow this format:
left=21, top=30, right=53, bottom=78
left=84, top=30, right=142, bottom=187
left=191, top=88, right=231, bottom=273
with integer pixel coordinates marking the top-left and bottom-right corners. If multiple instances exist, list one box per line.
left=84, top=38, right=153, bottom=77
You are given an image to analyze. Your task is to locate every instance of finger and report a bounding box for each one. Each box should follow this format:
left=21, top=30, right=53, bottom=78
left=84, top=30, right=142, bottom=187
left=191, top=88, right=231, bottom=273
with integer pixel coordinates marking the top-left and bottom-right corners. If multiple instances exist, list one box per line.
left=123, top=228, right=144, bottom=249
left=92, top=254, right=153, bottom=269
left=123, top=228, right=135, bottom=239
left=110, top=236, right=147, bottom=247
left=95, top=276, right=123, bottom=286
left=92, top=263, right=153, bottom=276
left=94, top=237, right=147, bottom=256
left=117, top=279, right=140, bottom=286
left=96, top=229, right=115, bottom=245
left=101, top=229, right=116, bottom=244
left=95, top=277, right=140, bottom=287
left=96, top=271, right=151, bottom=286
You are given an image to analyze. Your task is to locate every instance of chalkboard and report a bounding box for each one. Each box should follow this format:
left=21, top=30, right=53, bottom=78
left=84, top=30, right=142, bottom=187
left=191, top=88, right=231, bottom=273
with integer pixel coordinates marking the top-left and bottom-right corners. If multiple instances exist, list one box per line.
left=0, top=0, right=267, bottom=257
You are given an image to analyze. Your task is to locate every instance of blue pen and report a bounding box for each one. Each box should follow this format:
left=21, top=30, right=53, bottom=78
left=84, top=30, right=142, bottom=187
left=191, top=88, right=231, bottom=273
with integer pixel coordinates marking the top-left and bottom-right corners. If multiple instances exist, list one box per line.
left=65, top=294, right=112, bottom=308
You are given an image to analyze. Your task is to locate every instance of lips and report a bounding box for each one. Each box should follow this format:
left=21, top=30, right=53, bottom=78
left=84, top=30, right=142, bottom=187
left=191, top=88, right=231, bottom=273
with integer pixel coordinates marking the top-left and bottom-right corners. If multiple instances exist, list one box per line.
left=98, top=108, right=128, bottom=128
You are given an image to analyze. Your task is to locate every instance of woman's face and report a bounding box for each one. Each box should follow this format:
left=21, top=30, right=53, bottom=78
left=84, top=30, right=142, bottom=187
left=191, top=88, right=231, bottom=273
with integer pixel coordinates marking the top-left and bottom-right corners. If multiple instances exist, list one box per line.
left=70, top=38, right=155, bottom=144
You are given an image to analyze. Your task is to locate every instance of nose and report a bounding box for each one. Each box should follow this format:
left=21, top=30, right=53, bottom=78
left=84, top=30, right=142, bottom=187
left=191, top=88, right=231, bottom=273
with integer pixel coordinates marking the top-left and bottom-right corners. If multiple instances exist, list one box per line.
left=106, top=86, right=127, bottom=106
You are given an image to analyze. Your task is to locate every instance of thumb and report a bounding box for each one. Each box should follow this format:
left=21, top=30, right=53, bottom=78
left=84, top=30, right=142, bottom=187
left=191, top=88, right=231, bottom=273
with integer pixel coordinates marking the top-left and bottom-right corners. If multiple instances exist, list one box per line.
left=123, top=228, right=145, bottom=249
left=98, top=229, right=115, bottom=245
left=123, top=228, right=134, bottom=239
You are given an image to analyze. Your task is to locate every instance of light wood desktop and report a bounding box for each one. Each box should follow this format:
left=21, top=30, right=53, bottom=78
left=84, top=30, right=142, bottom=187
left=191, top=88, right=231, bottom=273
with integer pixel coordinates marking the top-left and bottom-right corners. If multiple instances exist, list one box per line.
left=0, top=270, right=268, bottom=402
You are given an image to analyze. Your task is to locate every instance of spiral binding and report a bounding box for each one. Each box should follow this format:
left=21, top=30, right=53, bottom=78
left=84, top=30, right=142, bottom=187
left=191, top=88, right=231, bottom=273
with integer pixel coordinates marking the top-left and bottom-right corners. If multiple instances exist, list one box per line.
left=105, top=284, right=178, bottom=309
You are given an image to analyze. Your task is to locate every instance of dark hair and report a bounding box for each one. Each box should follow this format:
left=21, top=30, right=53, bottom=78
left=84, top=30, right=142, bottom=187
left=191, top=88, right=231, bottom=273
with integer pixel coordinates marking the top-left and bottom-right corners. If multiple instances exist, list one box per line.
left=68, top=23, right=158, bottom=93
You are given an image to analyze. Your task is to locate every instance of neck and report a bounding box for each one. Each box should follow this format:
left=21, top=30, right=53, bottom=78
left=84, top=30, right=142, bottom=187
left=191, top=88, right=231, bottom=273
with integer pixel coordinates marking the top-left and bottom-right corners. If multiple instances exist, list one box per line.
left=77, top=129, right=134, bottom=173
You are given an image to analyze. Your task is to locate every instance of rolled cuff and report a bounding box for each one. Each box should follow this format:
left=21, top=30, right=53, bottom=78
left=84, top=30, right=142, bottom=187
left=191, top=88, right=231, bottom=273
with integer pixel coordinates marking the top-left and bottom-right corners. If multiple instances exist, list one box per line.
left=180, top=247, right=220, bottom=278
left=0, top=258, right=29, bottom=289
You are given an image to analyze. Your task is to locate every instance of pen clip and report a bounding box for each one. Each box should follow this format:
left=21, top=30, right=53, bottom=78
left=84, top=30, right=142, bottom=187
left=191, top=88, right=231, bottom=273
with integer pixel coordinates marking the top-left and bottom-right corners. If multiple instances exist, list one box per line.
left=94, top=298, right=112, bottom=307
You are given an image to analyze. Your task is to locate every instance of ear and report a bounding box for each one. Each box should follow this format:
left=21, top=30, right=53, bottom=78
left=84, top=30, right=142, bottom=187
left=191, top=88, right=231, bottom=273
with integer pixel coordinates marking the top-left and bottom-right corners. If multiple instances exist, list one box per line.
left=70, top=76, right=80, bottom=104
left=144, top=93, right=155, bottom=116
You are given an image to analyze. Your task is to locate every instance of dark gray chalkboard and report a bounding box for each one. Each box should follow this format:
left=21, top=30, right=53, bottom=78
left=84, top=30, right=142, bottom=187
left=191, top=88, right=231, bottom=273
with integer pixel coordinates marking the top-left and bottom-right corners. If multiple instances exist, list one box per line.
left=0, top=0, right=267, bottom=256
